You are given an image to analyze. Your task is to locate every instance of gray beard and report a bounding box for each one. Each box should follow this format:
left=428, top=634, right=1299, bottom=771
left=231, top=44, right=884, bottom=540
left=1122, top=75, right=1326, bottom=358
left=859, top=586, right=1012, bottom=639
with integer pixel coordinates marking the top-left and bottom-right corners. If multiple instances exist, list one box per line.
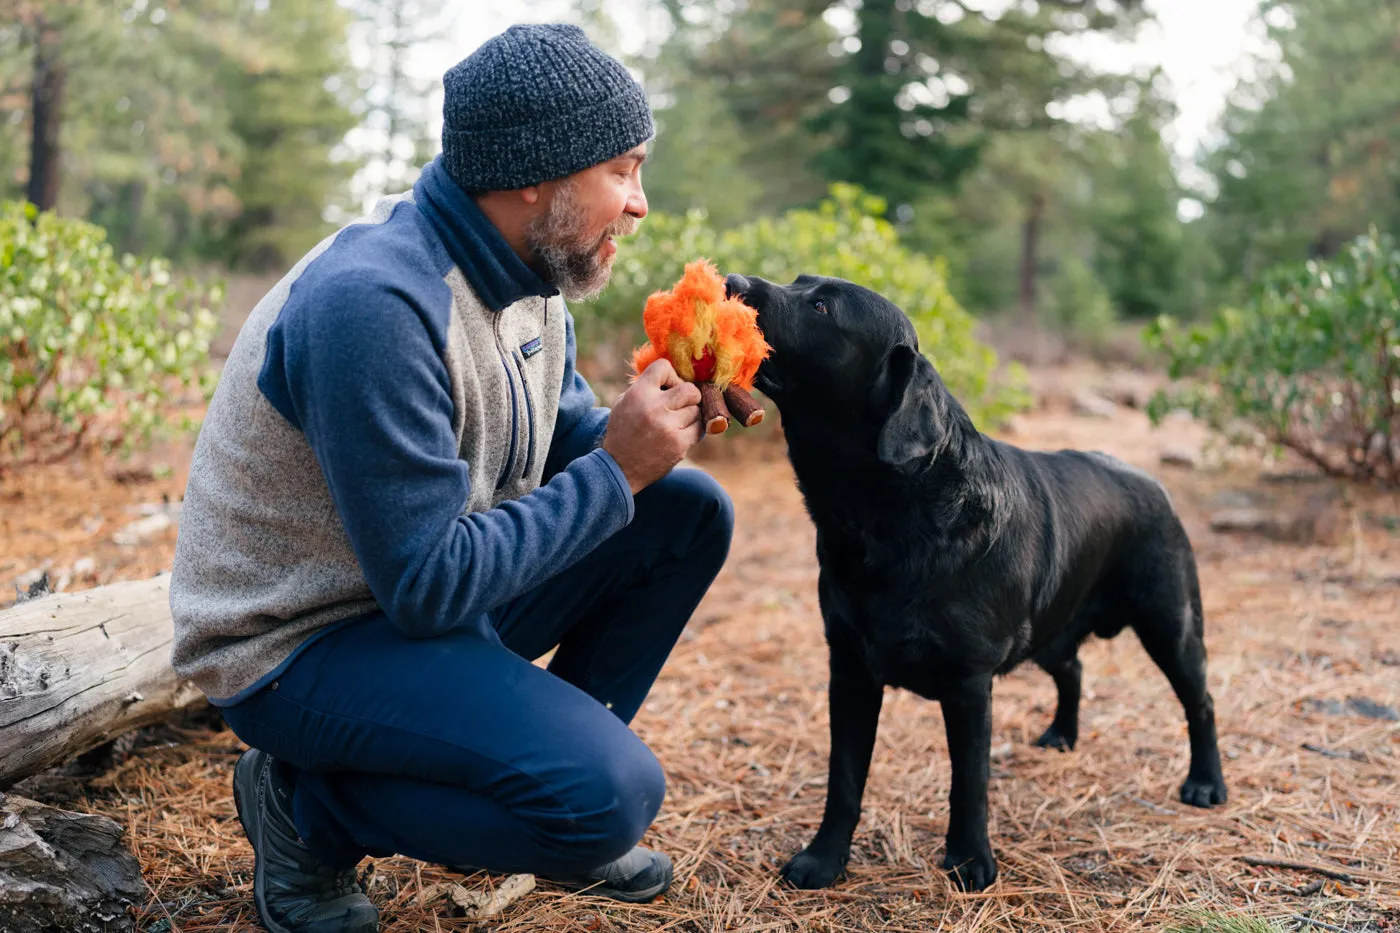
left=523, top=180, right=637, bottom=301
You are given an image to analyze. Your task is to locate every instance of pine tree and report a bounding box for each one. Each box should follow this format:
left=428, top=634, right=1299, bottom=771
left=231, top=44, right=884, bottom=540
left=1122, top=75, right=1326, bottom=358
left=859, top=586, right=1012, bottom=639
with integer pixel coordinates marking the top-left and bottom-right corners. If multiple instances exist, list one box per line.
left=1204, top=0, right=1400, bottom=282
left=345, top=0, right=453, bottom=201
left=1088, top=77, right=1187, bottom=318
left=214, top=0, right=362, bottom=268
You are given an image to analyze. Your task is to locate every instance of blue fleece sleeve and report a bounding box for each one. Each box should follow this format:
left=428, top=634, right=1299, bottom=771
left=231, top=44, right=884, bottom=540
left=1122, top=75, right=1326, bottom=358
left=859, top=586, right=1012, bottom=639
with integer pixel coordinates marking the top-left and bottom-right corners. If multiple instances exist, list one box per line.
left=543, top=307, right=612, bottom=480
left=260, top=273, right=634, bottom=640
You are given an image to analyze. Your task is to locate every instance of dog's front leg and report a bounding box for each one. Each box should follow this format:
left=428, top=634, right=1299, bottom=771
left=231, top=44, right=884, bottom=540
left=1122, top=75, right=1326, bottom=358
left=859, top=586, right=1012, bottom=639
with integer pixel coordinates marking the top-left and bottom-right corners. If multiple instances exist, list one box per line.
left=940, top=676, right=998, bottom=891
left=781, top=630, right=883, bottom=889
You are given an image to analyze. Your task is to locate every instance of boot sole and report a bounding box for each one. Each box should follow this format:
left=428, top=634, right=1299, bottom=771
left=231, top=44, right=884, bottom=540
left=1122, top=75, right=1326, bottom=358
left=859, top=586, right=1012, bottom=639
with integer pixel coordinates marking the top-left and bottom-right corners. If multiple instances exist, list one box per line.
left=556, top=877, right=672, bottom=903
left=586, top=876, right=672, bottom=904
left=554, top=852, right=674, bottom=904
left=455, top=865, right=672, bottom=905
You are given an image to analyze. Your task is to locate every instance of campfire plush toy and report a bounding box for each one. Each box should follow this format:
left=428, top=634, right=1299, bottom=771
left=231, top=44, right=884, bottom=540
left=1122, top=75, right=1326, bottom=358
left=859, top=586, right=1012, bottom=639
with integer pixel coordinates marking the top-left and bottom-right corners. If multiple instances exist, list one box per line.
left=631, top=259, right=772, bottom=434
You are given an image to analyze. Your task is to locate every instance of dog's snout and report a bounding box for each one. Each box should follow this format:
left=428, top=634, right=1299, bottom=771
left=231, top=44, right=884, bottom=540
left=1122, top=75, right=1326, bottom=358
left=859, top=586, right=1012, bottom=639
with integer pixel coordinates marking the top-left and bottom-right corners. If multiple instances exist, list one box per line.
left=725, top=273, right=751, bottom=299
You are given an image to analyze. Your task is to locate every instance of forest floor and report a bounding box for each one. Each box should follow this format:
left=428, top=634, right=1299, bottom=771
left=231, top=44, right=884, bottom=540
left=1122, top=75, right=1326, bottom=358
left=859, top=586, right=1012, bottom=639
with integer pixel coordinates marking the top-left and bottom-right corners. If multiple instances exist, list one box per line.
left=3, top=356, right=1397, bottom=933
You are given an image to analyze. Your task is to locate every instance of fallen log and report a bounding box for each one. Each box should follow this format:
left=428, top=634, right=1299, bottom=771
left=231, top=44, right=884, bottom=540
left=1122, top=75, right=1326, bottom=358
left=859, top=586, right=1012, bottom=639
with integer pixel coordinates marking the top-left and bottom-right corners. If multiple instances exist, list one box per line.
left=0, top=574, right=206, bottom=789
left=0, top=792, right=146, bottom=932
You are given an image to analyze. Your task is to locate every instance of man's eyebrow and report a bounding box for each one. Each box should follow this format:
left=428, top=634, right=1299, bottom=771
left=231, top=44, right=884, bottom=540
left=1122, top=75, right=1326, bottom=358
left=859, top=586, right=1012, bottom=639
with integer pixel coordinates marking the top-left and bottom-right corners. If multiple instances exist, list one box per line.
left=620, top=149, right=648, bottom=166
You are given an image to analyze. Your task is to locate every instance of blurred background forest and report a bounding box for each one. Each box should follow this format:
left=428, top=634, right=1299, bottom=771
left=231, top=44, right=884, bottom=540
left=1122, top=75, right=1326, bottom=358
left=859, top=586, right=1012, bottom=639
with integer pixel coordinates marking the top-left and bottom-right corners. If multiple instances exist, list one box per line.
left=3, top=8, right=1399, bottom=932
left=2, top=0, right=1398, bottom=478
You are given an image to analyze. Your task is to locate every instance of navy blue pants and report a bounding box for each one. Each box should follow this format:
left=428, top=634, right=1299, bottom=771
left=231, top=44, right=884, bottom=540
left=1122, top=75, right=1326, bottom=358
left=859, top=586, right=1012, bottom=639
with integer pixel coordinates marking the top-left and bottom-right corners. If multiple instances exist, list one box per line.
left=221, top=469, right=733, bottom=875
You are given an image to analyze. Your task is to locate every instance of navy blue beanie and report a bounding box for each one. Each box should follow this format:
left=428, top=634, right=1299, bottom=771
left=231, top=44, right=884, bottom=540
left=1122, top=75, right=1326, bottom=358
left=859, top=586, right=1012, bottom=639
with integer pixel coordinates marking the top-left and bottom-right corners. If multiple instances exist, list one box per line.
left=441, top=24, right=654, bottom=192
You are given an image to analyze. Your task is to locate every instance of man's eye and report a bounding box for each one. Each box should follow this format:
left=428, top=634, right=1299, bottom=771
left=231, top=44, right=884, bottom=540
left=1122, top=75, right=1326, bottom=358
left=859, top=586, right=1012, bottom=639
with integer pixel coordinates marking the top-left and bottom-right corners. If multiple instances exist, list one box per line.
left=813, top=299, right=828, bottom=313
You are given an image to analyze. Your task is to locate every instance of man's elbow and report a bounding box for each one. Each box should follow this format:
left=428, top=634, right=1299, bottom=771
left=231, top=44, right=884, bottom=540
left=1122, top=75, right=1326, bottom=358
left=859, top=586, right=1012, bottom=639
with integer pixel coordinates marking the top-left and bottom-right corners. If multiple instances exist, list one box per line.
left=383, top=566, right=450, bottom=639
left=389, top=611, right=445, bottom=639
left=380, top=592, right=442, bottom=639
left=384, top=562, right=487, bottom=640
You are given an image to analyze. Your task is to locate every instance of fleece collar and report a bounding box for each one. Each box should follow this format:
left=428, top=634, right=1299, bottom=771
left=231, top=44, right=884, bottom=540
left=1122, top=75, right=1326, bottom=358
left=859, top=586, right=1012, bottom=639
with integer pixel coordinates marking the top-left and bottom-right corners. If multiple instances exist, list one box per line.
left=413, top=156, right=558, bottom=312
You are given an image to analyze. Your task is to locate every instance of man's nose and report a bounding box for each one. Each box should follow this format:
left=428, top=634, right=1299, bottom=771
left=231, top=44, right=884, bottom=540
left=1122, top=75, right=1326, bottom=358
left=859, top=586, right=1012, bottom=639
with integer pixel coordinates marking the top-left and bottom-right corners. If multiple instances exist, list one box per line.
left=627, top=180, right=648, bottom=221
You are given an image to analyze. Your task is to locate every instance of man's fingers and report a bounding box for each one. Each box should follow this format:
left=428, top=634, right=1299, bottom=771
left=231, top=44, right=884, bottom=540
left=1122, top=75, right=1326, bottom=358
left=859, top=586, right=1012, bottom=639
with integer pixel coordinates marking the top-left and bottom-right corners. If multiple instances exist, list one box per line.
left=662, top=380, right=702, bottom=410
left=683, top=410, right=706, bottom=446
left=665, top=404, right=701, bottom=431
left=641, top=358, right=681, bottom=388
left=683, top=416, right=704, bottom=446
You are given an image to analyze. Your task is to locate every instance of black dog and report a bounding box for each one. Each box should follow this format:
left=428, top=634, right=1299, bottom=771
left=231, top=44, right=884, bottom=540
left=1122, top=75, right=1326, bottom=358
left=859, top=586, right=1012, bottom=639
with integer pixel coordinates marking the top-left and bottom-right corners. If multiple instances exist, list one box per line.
left=725, top=272, right=1227, bottom=893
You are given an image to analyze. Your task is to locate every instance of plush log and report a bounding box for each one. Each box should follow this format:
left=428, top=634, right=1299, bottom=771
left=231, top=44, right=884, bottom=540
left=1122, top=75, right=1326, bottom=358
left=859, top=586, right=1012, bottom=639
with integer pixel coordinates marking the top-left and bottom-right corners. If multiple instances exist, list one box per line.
left=699, top=382, right=729, bottom=435
left=722, top=384, right=765, bottom=427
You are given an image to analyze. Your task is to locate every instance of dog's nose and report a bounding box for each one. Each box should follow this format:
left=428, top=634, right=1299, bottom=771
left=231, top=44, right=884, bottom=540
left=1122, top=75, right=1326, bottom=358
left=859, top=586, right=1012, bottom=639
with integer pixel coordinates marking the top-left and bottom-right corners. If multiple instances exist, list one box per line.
left=724, top=273, right=751, bottom=299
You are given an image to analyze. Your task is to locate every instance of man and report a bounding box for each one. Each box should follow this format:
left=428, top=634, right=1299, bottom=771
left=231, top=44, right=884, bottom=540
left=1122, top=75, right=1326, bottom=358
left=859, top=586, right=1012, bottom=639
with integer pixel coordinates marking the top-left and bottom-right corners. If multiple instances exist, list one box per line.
left=169, top=24, right=732, bottom=933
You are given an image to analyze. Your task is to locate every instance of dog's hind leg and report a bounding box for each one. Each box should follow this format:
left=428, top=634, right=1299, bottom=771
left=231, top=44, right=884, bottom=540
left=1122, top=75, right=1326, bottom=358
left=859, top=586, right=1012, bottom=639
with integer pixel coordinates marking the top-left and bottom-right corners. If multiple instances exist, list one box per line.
left=1032, top=655, right=1081, bottom=751
left=1030, top=616, right=1093, bottom=751
left=1128, top=549, right=1227, bottom=808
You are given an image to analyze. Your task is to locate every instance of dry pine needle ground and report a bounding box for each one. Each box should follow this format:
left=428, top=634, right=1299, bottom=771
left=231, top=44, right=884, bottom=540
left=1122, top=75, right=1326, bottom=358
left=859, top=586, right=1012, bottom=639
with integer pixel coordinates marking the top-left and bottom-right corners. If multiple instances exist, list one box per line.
left=8, top=374, right=1399, bottom=933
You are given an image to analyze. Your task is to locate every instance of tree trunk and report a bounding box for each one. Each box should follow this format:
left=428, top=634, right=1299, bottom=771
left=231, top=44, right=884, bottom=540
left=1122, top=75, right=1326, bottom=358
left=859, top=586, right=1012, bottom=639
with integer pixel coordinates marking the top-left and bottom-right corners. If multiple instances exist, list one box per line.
left=115, top=180, right=146, bottom=257
left=387, top=0, right=403, bottom=186
left=0, top=793, right=146, bottom=933
left=27, top=22, right=65, bottom=213
left=1018, top=192, right=1045, bottom=319
left=0, top=575, right=206, bottom=789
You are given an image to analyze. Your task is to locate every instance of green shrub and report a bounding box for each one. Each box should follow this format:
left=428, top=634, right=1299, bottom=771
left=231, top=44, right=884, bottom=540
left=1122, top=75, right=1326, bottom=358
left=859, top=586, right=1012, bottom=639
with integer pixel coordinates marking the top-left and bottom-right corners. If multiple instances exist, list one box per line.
left=1145, top=228, right=1400, bottom=487
left=1044, top=256, right=1117, bottom=344
left=0, top=201, right=222, bottom=471
left=588, top=183, right=1031, bottom=429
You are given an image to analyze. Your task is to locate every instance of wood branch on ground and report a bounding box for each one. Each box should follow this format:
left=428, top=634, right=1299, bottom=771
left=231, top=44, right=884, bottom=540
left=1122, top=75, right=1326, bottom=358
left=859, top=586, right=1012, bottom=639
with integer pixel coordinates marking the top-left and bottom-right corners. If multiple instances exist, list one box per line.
left=0, top=792, right=146, bottom=933
left=1236, top=854, right=1396, bottom=885
left=0, top=574, right=206, bottom=789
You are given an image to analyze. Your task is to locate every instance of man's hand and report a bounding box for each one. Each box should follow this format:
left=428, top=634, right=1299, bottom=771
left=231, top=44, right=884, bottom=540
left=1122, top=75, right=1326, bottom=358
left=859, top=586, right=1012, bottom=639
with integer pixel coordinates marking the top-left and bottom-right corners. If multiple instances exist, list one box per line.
left=602, top=359, right=703, bottom=494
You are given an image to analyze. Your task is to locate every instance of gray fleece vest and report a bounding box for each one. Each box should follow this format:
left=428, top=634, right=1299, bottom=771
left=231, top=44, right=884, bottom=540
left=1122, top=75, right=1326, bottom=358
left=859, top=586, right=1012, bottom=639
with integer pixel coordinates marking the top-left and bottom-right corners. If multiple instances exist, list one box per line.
left=169, top=192, right=568, bottom=702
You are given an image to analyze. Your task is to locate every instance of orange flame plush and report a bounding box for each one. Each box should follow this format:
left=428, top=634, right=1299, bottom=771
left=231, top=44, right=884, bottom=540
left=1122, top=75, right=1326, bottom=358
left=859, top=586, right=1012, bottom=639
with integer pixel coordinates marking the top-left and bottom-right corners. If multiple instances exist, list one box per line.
left=631, top=259, right=773, bottom=434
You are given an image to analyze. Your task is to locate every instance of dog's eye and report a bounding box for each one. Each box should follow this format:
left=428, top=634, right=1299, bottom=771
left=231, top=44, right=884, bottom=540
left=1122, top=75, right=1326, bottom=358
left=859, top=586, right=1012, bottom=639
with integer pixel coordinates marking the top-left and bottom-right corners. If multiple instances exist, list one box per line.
left=813, top=299, right=829, bottom=314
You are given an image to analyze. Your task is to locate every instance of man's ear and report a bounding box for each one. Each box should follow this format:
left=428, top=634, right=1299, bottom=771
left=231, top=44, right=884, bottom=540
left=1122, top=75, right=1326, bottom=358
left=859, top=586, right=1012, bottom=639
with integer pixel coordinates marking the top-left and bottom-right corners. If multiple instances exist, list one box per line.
left=868, top=344, right=945, bottom=472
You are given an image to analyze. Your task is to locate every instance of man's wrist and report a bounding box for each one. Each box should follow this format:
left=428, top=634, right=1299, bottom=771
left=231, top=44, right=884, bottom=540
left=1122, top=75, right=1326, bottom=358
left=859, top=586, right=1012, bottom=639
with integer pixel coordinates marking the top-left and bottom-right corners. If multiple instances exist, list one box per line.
left=599, top=439, right=641, bottom=494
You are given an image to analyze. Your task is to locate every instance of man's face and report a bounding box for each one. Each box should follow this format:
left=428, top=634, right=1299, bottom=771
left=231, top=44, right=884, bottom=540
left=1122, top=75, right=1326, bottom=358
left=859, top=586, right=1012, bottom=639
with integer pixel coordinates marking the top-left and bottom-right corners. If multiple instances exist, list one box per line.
left=524, top=144, right=649, bottom=301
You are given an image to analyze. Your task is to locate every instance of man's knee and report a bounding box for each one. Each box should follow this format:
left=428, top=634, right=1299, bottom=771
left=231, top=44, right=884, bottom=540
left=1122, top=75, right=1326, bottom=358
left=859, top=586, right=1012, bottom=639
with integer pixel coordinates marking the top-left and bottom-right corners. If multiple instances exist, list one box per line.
left=642, top=468, right=734, bottom=562
left=538, top=737, right=666, bottom=870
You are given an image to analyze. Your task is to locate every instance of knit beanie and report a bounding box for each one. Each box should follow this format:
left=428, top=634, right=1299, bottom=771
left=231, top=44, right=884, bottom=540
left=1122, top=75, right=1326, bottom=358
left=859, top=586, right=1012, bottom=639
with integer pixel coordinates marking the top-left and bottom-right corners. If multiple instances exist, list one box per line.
left=441, top=24, right=655, bottom=192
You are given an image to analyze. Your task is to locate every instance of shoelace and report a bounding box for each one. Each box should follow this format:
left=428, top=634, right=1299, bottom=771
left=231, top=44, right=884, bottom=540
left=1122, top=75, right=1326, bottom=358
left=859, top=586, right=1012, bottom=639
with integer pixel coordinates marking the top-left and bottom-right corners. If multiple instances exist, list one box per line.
left=311, top=863, right=363, bottom=900
left=278, top=864, right=364, bottom=923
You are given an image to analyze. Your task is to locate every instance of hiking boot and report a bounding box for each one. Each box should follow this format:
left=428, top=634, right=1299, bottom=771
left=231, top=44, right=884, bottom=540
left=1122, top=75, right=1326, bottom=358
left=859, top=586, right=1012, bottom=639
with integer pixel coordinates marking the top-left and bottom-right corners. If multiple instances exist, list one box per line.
left=232, top=749, right=379, bottom=933
left=546, top=845, right=674, bottom=903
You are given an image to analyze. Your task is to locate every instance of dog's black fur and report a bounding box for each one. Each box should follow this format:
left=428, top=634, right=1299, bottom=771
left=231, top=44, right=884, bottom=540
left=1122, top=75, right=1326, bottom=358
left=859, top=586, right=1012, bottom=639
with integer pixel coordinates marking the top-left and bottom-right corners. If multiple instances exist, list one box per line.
left=726, top=272, right=1227, bottom=893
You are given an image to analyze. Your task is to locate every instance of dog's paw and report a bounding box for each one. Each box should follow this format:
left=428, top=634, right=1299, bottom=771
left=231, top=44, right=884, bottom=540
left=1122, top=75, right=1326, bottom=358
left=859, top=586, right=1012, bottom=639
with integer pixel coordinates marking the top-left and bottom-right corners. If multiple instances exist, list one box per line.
left=1033, top=725, right=1077, bottom=751
left=1179, top=774, right=1227, bottom=808
left=780, top=847, right=846, bottom=889
left=942, top=846, right=998, bottom=892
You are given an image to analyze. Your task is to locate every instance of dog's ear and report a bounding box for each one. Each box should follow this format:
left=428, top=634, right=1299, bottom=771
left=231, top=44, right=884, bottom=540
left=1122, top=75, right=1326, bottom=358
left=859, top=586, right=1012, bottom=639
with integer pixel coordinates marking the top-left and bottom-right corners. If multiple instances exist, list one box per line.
left=868, top=344, right=945, bottom=472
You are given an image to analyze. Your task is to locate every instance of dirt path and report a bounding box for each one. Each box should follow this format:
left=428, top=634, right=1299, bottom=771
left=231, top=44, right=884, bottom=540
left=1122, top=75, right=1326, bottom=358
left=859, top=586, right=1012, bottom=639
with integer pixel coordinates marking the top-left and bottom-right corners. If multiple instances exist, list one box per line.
left=4, top=369, right=1397, bottom=932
